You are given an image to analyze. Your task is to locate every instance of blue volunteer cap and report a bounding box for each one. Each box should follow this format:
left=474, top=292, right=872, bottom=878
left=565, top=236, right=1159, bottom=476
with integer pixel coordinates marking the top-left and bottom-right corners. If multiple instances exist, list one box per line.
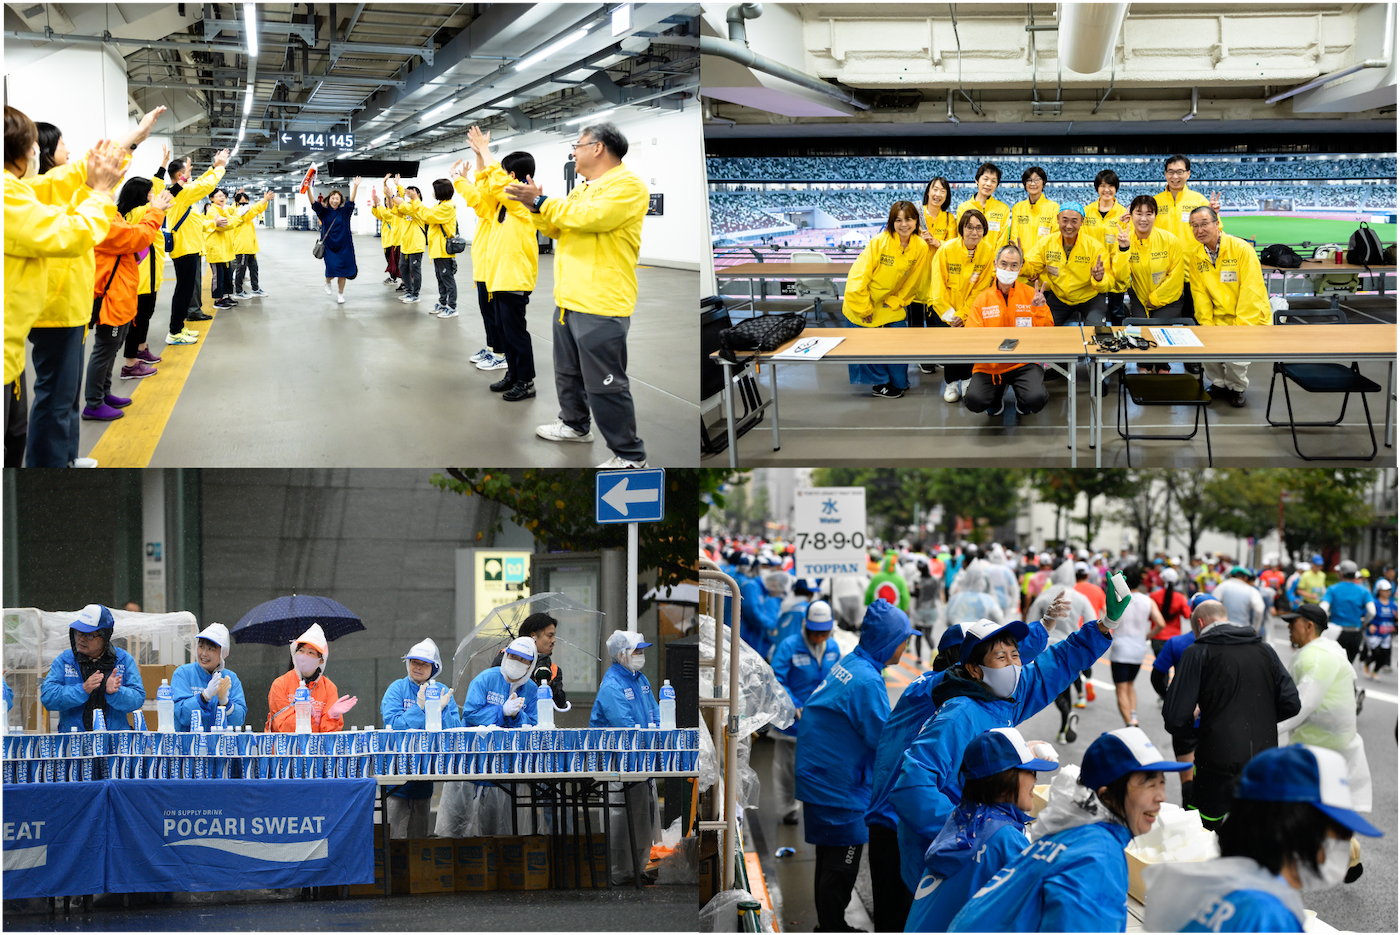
left=960, top=618, right=1029, bottom=666
left=937, top=623, right=964, bottom=651
left=805, top=600, right=834, bottom=631
left=963, top=727, right=1058, bottom=781
left=70, top=604, right=114, bottom=633
left=1058, top=203, right=1085, bottom=218
left=1188, top=592, right=1218, bottom=611
left=1236, top=745, right=1382, bottom=837
left=1081, top=727, right=1191, bottom=790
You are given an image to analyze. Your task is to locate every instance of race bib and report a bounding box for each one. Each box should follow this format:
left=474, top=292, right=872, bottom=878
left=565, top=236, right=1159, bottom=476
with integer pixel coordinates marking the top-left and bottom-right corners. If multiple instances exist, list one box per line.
left=1016, top=316, right=1033, bottom=327
left=989, top=220, right=1000, bottom=232
left=1152, top=271, right=1165, bottom=285
left=1046, top=265, right=1060, bottom=277
left=969, top=272, right=979, bottom=285
left=1221, top=270, right=1238, bottom=283
left=1038, top=225, right=1052, bottom=237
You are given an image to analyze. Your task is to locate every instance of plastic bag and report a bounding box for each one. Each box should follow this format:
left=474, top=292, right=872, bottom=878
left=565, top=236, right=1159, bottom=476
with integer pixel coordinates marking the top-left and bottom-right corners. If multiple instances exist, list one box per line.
left=698, top=719, right=720, bottom=794
left=698, top=614, right=797, bottom=739
left=657, top=831, right=699, bottom=885
left=701, top=888, right=759, bottom=933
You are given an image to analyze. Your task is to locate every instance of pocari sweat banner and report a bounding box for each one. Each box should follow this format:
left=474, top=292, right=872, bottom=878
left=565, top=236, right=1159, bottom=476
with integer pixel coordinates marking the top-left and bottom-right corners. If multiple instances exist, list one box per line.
left=3, top=782, right=108, bottom=899
left=794, top=487, right=868, bottom=578
left=104, top=778, right=375, bottom=892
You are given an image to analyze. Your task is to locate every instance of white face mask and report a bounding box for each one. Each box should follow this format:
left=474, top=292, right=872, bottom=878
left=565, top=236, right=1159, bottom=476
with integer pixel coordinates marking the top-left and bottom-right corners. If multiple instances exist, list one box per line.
left=501, top=658, right=530, bottom=682
left=979, top=662, right=1022, bottom=699
left=1298, top=836, right=1351, bottom=891
left=627, top=653, right=645, bottom=673
left=293, top=652, right=321, bottom=677
left=994, top=267, right=1020, bottom=285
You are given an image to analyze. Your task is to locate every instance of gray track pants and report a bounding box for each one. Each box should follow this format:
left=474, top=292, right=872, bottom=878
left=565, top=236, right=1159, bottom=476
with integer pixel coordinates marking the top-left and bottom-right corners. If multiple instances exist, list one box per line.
left=553, top=308, right=645, bottom=462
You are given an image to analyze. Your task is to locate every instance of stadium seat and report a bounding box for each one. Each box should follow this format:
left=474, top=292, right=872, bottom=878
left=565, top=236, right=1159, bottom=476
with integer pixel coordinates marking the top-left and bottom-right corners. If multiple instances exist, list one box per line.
left=789, top=250, right=843, bottom=325
left=1264, top=313, right=1380, bottom=462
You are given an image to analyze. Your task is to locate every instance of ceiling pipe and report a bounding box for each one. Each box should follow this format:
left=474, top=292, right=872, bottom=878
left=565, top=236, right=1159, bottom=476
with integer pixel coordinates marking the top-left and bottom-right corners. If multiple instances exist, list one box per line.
left=1057, top=2, right=1129, bottom=75
left=1264, top=3, right=1394, bottom=104
left=948, top=4, right=983, bottom=116
left=946, top=88, right=959, bottom=125
left=1181, top=85, right=1198, bottom=122
left=679, top=34, right=873, bottom=110
left=4, top=27, right=244, bottom=54
left=726, top=3, right=763, bottom=44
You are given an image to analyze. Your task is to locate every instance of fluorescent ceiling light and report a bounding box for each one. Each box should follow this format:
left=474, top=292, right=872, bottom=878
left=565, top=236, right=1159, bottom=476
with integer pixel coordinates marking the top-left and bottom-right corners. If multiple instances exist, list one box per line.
left=515, top=26, right=591, bottom=71
left=567, top=108, right=614, bottom=125
left=372, top=133, right=392, bottom=146
left=423, top=98, right=456, bottom=120
left=243, top=3, right=258, bottom=57
left=238, top=125, right=246, bottom=140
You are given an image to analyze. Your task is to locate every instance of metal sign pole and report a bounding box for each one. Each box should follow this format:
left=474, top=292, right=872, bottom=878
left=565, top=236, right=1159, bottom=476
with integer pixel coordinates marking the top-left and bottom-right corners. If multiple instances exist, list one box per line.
left=627, top=522, right=638, bottom=632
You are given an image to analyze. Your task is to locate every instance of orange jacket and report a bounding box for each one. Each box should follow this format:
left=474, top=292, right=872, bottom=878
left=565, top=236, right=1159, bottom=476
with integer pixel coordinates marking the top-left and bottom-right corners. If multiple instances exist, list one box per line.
left=93, top=208, right=165, bottom=327
left=266, top=669, right=345, bottom=733
left=965, top=281, right=1055, bottom=378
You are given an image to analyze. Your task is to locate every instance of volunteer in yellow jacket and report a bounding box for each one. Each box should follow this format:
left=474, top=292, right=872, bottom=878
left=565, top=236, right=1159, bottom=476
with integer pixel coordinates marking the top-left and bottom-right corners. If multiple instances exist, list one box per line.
left=387, top=180, right=427, bottom=304
left=909, top=176, right=956, bottom=379
left=121, top=143, right=171, bottom=381
left=1185, top=205, right=1269, bottom=409
left=1155, top=154, right=1221, bottom=324
left=466, top=124, right=539, bottom=402
left=505, top=122, right=650, bottom=469
left=21, top=106, right=161, bottom=468
left=1022, top=204, right=1111, bottom=326
left=1111, top=196, right=1186, bottom=375
left=841, top=201, right=931, bottom=400
left=1085, top=169, right=1132, bottom=323
left=954, top=162, right=1011, bottom=251
left=368, top=185, right=402, bottom=289
left=3, top=107, right=122, bottom=466
left=448, top=146, right=504, bottom=364
left=928, top=209, right=995, bottom=403
left=962, top=244, right=1057, bottom=418
left=164, top=149, right=230, bottom=345
left=1005, top=166, right=1059, bottom=262
left=203, top=189, right=237, bottom=310
left=389, top=178, right=459, bottom=316
left=231, top=189, right=272, bottom=299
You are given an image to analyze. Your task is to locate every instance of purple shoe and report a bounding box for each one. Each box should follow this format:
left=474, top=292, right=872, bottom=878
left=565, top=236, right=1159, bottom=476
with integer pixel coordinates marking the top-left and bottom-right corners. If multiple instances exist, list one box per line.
left=120, top=362, right=157, bottom=380
left=81, top=403, right=125, bottom=421
left=135, top=348, right=162, bottom=364
left=105, top=393, right=132, bottom=408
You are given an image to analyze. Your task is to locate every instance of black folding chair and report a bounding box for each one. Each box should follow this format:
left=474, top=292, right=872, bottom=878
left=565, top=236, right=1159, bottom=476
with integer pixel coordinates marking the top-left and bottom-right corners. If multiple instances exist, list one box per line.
left=701, top=296, right=766, bottom=455
left=1115, top=318, right=1212, bottom=466
left=1265, top=312, right=1380, bottom=461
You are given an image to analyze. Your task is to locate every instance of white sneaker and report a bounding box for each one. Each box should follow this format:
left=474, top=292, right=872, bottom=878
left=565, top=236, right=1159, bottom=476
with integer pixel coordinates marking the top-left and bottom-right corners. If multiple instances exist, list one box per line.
left=336, top=293, right=345, bottom=305
left=536, top=420, right=595, bottom=443
left=73, top=457, right=99, bottom=468
left=943, top=379, right=963, bottom=403
left=469, top=348, right=493, bottom=363
left=597, top=456, right=648, bottom=468
left=324, top=282, right=333, bottom=296
left=252, top=289, right=268, bottom=297
left=235, top=291, right=251, bottom=300
left=401, top=295, right=420, bottom=304
left=437, top=308, right=459, bottom=319
left=383, top=276, right=396, bottom=284
left=476, top=354, right=508, bottom=371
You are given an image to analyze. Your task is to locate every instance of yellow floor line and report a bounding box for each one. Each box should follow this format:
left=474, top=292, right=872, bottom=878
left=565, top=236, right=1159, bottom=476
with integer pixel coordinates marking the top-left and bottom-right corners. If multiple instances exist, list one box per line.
left=87, top=271, right=214, bottom=467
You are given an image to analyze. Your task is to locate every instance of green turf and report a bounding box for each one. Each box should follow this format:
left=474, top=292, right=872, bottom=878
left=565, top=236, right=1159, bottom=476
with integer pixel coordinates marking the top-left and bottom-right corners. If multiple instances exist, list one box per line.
left=1224, top=214, right=1396, bottom=247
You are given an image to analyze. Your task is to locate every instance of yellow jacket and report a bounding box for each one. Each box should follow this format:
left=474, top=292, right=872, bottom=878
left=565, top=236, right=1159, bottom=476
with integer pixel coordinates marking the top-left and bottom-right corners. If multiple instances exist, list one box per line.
left=4, top=173, right=116, bottom=383
left=231, top=203, right=264, bottom=255
left=1153, top=186, right=1214, bottom=245
left=531, top=163, right=649, bottom=318
left=954, top=196, right=1010, bottom=249
left=451, top=176, right=493, bottom=282
left=168, top=165, right=225, bottom=259
left=842, top=231, right=931, bottom=327
left=1006, top=196, right=1060, bottom=252
left=915, top=208, right=958, bottom=305
left=1083, top=199, right=1129, bottom=249
left=476, top=164, right=538, bottom=293
left=393, top=192, right=428, bottom=255
left=203, top=204, right=239, bottom=264
left=1186, top=233, right=1271, bottom=327
left=929, top=236, right=995, bottom=322
left=129, top=174, right=168, bottom=295
left=371, top=204, right=399, bottom=248
left=1111, top=227, right=1185, bottom=309
left=1022, top=231, right=1111, bottom=305
left=400, top=198, right=458, bottom=260
left=29, top=159, right=104, bottom=330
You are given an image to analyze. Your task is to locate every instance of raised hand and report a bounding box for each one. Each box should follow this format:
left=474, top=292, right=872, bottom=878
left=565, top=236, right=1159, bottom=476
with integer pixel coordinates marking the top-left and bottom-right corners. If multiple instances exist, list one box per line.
left=371, top=190, right=380, bottom=207
left=151, top=189, right=174, bottom=211
left=263, top=191, right=273, bottom=203
left=504, top=175, right=544, bottom=208
left=84, top=140, right=125, bottom=192
left=1092, top=253, right=1105, bottom=282
left=1117, top=226, right=1131, bottom=250
left=1209, top=190, right=1221, bottom=211
left=159, top=142, right=171, bottom=167
left=1031, top=279, right=1047, bottom=307
left=352, top=175, right=362, bottom=187
left=213, top=149, right=231, bottom=168
left=327, top=695, right=358, bottom=719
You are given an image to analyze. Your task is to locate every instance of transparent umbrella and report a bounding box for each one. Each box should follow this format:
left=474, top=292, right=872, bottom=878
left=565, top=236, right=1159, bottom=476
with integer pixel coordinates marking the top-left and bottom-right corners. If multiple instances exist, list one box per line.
left=450, top=592, right=604, bottom=705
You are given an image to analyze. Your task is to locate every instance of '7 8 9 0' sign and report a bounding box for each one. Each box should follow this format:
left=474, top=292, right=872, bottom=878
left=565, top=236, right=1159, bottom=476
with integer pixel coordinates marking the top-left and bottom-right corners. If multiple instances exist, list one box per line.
left=793, top=487, right=867, bottom=577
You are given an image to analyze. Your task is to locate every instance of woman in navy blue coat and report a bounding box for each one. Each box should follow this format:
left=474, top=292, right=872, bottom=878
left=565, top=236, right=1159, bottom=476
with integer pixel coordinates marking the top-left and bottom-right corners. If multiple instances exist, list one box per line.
left=310, top=175, right=360, bottom=303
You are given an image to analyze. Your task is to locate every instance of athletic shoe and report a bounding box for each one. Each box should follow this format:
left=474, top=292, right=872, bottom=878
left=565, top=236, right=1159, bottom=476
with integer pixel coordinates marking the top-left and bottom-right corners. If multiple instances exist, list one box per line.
left=104, top=394, right=132, bottom=409
left=918, top=363, right=938, bottom=375
left=1064, top=713, right=1079, bottom=744
left=490, top=374, right=515, bottom=393
left=1073, top=697, right=1086, bottom=709
left=1085, top=683, right=1096, bottom=702
left=597, top=456, right=648, bottom=468
left=186, top=310, right=213, bottom=321
left=536, top=420, right=594, bottom=443
left=943, top=379, right=962, bottom=402
left=401, top=295, right=421, bottom=304
left=73, top=457, right=99, bottom=468
left=870, top=383, right=904, bottom=399
left=324, top=282, right=334, bottom=296
left=1355, top=688, right=1365, bottom=715
left=81, top=403, right=125, bottom=421
left=1129, top=710, right=1138, bottom=727
left=502, top=381, right=536, bottom=402
left=469, top=348, right=493, bottom=364
left=383, top=276, right=397, bottom=284
left=180, top=327, right=199, bottom=338
left=166, top=332, right=198, bottom=345
left=476, top=354, right=509, bottom=371
left=395, top=283, right=407, bottom=293
left=221, top=296, right=238, bottom=305
left=781, top=812, right=800, bottom=826
left=135, top=348, right=162, bottom=363
left=336, top=294, right=345, bottom=305
left=987, top=396, right=1005, bottom=417
left=252, top=289, right=268, bottom=297
left=431, top=304, right=444, bottom=314
left=437, top=308, right=459, bottom=319
left=120, top=363, right=157, bottom=380
left=234, top=291, right=251, bottom=300
left=1227, top=389, right=1246, bottom=408
left=1016, top=401, right=1032, bottom=416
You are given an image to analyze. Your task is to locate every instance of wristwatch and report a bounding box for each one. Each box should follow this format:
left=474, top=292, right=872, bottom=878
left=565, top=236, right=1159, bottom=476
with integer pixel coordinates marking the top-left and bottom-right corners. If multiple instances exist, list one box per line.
left=532, top=194, right=547, bottom=212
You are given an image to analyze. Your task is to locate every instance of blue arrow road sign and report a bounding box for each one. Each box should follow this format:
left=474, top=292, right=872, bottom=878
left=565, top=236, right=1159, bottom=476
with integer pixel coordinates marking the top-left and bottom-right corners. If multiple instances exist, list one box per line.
left=596, top=469, right=666, bottom=524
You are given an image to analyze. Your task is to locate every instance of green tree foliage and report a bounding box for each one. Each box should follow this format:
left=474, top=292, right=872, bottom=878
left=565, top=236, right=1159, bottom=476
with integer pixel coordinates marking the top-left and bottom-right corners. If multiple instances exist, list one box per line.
left=1202, top=469, right=1286, bottom=548
left=1165, top=469, right=1209, bottom=560
left=698, top=468, right=750, bottom=518
left=1275, top=469, right=1377, bottom=560
left=1030, top=469, right=1135, bottom=547
left=432, top=469, right=695, bottom=588
left=1109, top=469, right=1169, bottom=558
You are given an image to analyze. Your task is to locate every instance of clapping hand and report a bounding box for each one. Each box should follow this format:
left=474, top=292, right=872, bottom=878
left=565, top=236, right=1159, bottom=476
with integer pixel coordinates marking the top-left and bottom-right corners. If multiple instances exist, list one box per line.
left=504, top=176, right=544, bottom=209
left=213, top=149, right=230, bottom=168
left=84, top=140, right=125, bottom=192
left=151, top=189, right=174, bottom=211
left=327, top=695, right=358, bottom=719
left=502, top=693, right=525, bottom=718
left=215, top=216, right=230, bottom=228
left=467, top=125, right=490, bottom=154
left=105, top=669, right=123, bottom=695
left=216, top=675, right=231, bottom=705
left=83, top=670, right=104, bottom=693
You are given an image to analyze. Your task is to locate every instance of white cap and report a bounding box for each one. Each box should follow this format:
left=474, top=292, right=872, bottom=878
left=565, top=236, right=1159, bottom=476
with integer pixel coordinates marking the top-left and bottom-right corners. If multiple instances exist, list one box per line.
left=1160, top=568, right=1179, bottom=585
left=1074, top=561, right=1089, bottom=574
left=197, top=623, right=231, bottom=662
left=805, top=600, right=834, bottom=630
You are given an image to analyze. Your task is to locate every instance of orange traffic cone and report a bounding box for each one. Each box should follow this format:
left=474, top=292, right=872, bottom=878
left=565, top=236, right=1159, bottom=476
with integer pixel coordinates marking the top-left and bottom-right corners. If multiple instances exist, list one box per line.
left=1085, top=682, right=1096, bottom=702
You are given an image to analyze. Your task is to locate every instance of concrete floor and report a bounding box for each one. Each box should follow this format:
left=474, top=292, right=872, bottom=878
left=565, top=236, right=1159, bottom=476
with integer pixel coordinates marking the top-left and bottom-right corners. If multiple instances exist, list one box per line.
left=703, top=358, right=1395, bottom=467
left=66, top=229, right=699, bottom=466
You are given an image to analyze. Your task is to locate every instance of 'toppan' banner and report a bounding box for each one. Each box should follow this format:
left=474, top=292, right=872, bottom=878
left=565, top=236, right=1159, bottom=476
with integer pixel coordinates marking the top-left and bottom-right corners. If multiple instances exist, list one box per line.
left=3, top=781, right=108, bottom=898
left=104, top=778, right=375, bottom=892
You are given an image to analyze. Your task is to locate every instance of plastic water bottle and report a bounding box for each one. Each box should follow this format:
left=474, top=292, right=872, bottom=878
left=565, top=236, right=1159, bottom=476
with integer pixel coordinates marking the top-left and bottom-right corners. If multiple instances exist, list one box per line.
left=536, top=679, right=554, bottom=729
left=92, top=708, right=106, bottom=732
left=424, top=682, right=443, bottom=732
left=294, top=686, right=312, bottom=734
left=156, top=679, right=175, bottom=733
left=659, top=679, right=677, bottom=731
left=190, top=707, right=203, bottom=733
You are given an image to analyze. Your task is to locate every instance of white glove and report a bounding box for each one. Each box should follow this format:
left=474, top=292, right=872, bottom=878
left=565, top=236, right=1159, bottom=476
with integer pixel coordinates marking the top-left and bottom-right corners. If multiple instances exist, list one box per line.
left=416, top=682, right=428, bottom=710
left=1029, top=741, right=1059, bottom=764
left=438, top=689, right=454, bottom=711
left=201, top=672, right=222, bottom=701
left=502, top=694, right=525, bottom=718
left=1041, top=592, right=1073, bottom=631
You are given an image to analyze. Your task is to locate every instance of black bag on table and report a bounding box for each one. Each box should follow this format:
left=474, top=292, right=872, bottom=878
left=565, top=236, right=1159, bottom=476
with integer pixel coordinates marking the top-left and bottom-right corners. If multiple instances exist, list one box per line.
left=716, top=313, right=805, bottom=363
left=1260, top=243, right=1302, bottom=269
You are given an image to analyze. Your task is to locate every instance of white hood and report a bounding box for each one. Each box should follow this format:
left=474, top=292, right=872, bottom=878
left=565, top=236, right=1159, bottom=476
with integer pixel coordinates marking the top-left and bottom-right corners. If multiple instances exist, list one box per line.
left=1143, top=857, right=1305, bottom=933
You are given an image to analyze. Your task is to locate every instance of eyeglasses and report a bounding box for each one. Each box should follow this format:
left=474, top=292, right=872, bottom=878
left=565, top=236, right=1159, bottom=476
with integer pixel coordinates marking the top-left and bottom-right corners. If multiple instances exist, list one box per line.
left=570, top=139, right=602, bottom=153
left=1165, top=169, right=1189, bottom=176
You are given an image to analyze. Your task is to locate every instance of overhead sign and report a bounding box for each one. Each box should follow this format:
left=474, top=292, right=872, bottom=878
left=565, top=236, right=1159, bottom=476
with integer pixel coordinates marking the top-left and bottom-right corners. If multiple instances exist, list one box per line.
left=279, top=131, right=354, bottom=151
left=793, top=487, right=868, bottom=578
left=596, top=468, right=666, bottom=524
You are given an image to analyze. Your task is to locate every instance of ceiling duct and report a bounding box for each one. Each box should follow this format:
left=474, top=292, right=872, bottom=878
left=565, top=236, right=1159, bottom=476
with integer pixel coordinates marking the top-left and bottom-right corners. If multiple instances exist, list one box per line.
left=1057, top=2, right=1128, bottom=75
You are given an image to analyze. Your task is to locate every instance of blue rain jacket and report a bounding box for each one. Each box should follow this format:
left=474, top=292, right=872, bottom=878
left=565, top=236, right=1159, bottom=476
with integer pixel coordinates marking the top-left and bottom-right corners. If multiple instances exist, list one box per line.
left=905, top=801, right=1031, bottom=933
left=889, top=620, right=1111, bottom=892
left=590, top=661, right=661, bottom=728
left=381, top=675, right=464, bottom=799
left=170, top=662, right=248, bottom=731
left=867, top=624, right=1048, bottom=830
left=740, top=574, right=779, bottom=659
left=40, top=647, right=145, bottom=732
left=795, top=600, right=915, bottom=846
left=948, top=821, right=1134, bottom=933
left=769, top=599, right=810, bottom=657
left=771, top=633, right=840, bottom=738
left=463, top=667, right=538, bottom=728
left=1178, top=891, right=1303, bottom=932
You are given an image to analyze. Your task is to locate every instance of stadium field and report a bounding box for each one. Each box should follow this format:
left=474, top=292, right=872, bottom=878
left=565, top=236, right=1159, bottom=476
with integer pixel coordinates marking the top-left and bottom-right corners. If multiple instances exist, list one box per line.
left=1221, top=215, right=1396, bottom=246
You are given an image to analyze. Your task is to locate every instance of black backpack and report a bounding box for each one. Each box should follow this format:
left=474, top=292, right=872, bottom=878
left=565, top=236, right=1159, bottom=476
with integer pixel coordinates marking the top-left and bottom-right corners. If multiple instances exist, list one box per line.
left=1346, top=222, right=1384, bottom=266
left=1260, top=243, right=1302, bottom=269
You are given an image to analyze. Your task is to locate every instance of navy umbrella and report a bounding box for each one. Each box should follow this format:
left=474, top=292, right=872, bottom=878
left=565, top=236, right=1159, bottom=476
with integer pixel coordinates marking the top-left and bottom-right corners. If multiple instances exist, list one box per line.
left=230, top=594, right=365, bottom=645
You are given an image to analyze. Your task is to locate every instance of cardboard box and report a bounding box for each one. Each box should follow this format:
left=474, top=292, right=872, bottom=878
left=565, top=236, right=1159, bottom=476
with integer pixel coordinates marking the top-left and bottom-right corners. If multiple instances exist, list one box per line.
left=346, top=824, right=388, bottom=896
left=1126, top=848, right=1214, bottom=903
left=407, top=838, right=456, bottom=894
left=454, top=837, right=497, bottom=892
left=560, top=834, right=607, bottom=888
left=1030, top=784, right=1050, bottom=818
left=140, top=665, right=179, bottom=700
left=496, top=835, right=549, bottom=890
